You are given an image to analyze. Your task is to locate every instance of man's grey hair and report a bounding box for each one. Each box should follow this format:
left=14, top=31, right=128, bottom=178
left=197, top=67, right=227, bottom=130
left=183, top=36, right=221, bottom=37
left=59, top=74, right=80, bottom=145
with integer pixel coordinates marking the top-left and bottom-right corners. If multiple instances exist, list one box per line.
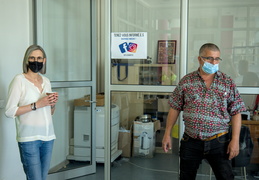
left=199, top=43, right=220, bottom=56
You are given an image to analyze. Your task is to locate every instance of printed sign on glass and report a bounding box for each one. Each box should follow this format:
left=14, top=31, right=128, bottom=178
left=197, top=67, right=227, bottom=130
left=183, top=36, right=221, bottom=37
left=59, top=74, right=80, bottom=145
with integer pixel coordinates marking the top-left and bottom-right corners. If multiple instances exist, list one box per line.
left=111, top=32, right=147, bottom=59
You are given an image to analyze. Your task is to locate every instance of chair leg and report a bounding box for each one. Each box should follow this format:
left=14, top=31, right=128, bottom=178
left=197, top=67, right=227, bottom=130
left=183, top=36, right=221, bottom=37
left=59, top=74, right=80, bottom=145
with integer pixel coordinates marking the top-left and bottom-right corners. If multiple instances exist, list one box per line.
left=209, top=167, right=212, bottom=180
left=243, top=167, right=247, bottom=180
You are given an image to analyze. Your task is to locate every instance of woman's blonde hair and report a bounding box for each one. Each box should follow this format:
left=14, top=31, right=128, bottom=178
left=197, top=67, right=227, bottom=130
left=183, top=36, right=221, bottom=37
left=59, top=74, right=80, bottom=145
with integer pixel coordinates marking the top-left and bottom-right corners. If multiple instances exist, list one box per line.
left=23, top=45, right=47, bottom=74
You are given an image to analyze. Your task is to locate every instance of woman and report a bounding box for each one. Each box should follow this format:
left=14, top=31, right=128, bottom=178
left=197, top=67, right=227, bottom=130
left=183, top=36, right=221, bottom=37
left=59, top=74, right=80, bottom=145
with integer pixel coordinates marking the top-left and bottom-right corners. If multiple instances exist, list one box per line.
left=5, top=45, right=58, bottom=180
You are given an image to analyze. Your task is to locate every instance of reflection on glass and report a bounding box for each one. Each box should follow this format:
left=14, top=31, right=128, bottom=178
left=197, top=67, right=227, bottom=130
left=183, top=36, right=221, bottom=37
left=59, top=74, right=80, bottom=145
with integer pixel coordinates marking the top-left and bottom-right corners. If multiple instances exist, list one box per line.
left=49, top=87, right=92, bottom=173
left=188, top=0, right=259, bottom=87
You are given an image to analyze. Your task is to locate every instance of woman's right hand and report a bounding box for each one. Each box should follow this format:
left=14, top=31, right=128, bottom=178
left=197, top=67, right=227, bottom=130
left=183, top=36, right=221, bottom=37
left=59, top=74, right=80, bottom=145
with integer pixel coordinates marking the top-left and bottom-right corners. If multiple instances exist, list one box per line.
left=36, top=93, right=58, bottom=108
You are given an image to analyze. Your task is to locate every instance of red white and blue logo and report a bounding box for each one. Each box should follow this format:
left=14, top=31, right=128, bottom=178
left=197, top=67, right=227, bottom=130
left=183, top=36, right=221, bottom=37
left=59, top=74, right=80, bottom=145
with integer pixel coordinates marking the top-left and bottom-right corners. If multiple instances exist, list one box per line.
left=111, top=32, right=147, bottom=59
left=119, top=42, right=138, bottom=53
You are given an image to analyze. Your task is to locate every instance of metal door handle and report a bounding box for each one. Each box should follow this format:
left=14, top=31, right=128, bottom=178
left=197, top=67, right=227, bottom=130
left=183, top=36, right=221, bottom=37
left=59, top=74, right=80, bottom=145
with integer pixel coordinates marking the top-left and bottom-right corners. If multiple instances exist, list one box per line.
left=85, top=100, right=97, bottom=103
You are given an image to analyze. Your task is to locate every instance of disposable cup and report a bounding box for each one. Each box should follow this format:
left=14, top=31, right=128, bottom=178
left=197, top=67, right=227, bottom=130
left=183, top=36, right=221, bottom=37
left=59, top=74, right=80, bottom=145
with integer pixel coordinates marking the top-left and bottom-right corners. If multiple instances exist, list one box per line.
left=46, top=92, right=57, bottom=96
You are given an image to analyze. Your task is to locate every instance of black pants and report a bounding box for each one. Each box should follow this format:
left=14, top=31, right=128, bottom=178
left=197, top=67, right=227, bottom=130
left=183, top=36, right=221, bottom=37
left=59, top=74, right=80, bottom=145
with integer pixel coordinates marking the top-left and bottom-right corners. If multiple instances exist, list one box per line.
left=179, top=133, right=234, bottom=180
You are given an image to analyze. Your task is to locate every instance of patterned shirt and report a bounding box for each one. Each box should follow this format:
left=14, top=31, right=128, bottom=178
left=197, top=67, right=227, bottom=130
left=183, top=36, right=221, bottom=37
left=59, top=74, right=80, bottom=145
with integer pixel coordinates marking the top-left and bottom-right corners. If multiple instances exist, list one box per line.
left=169, top=70, right=246, bottom=140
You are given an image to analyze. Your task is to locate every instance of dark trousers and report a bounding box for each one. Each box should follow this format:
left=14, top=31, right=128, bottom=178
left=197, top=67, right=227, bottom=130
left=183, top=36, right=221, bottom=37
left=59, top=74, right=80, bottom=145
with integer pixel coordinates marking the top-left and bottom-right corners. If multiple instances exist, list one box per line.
left=179, top=133, right=234, bottom=180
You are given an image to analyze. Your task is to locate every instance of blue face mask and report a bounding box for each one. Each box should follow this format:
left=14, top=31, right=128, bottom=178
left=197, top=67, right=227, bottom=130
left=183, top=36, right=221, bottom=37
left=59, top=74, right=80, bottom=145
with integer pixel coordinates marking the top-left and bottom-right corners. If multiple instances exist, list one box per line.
left=202, top=60, right=219, bottom=74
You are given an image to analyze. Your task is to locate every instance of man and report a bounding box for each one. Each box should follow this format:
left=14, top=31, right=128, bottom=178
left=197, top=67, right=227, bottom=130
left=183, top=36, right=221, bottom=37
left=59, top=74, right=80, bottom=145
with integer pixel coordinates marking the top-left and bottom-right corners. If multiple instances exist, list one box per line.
left=162, top=43, right=246, bottom=180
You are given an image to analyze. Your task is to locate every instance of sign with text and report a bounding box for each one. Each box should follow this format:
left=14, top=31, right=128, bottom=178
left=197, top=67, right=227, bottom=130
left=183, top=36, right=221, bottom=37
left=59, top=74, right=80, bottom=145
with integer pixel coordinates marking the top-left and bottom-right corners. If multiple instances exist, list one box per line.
left=111, top=32, right=147, bottom=59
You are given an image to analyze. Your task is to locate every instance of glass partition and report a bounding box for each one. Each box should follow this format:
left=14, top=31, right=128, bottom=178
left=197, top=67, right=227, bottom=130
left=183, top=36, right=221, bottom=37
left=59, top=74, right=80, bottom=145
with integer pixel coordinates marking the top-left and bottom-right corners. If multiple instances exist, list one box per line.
left=188, top=0, right=259, bottom=87
left=111, top=91, right=180, bottom=179
left=110, top=91, right=228, bottom=179
left=110, top=1, right=182, bottom=179
left=241, top=94, right=259, bottom=118
left=108, top=0, right=259, bottom=179
left=36, top=0, right=97, bottom=178
left=49, top=87, right=93, bottom=173
left=111, top=0, right=181, bottom=86
left=187, top=1, right=259, bottom=178
left=240, top=94, right=259, bottom=174
left=40, top=0, right=92, bottom=81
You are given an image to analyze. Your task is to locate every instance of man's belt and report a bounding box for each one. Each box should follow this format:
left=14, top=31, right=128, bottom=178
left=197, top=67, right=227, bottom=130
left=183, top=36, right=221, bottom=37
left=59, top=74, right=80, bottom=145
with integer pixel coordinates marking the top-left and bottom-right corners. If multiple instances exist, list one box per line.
left=202, top=131, right=228, bottom=141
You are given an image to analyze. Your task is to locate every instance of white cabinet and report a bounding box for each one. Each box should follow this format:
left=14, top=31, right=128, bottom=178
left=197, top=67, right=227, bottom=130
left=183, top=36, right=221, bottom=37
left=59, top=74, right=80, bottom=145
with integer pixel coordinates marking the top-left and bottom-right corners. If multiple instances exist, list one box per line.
left=95, top=105, right=122, bottom=163
left=73, top=106, right=91, bottom=161
left=68, top=105, right=122, bottom=163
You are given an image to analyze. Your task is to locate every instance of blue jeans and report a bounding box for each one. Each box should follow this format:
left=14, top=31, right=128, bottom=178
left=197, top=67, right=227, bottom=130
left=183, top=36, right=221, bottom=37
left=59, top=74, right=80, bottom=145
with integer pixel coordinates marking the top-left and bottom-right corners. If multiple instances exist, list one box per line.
left=179, top=133, right=233, bottom=180
left=18, top=140, right=54, bottom=180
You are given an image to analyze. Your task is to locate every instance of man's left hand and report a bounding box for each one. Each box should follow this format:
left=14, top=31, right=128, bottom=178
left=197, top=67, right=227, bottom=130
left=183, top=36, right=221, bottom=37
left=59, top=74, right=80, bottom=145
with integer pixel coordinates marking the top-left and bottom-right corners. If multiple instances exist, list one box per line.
left=227, top=139, right=239, bottom=160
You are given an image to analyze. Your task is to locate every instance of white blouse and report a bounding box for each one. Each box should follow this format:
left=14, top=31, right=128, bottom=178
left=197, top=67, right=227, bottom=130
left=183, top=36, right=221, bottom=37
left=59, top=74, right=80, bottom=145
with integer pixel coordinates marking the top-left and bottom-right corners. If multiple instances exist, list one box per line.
left=5, top=74, right=56, bottom=142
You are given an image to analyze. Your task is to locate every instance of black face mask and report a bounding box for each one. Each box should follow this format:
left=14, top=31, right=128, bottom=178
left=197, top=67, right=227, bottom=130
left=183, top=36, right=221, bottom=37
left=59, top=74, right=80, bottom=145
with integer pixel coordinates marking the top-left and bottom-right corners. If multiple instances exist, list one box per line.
left=28, top=61, right=43, bottom=73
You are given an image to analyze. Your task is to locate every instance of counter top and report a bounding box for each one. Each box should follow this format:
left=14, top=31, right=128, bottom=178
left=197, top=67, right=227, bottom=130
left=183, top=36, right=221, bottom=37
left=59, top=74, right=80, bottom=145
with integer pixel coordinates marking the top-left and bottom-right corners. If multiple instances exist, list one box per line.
left=242, top=120, right=259, bottom=125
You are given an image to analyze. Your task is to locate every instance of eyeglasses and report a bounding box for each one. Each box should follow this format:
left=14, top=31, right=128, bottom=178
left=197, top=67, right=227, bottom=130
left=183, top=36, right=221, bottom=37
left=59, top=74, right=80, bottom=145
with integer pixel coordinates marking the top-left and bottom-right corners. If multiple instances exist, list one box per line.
left=201, top=56, right=222, bottom=62
left=28, top=56, right=44, bottom=62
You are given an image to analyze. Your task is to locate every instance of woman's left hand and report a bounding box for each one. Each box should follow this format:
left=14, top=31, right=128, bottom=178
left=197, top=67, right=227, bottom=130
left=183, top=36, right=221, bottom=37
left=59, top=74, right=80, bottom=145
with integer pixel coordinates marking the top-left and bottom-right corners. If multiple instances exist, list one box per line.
left=47, top=92, right=59, bottom=106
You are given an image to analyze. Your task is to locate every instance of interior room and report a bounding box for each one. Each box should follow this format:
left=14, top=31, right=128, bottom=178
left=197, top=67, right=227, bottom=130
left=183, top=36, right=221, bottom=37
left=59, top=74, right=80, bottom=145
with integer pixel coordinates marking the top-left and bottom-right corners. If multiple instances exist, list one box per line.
left=0, top=0, right=259, bottom=180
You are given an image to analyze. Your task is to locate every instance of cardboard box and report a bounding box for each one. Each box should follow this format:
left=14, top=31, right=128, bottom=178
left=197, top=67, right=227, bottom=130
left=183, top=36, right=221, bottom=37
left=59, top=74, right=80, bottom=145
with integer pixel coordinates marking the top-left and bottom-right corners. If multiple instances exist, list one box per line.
left=74, top=94, right=104, bottom=106
left=157, top=98, right=170, bottom=112
left=118, top=128, right=132, bottom=158
left=133, top=120, right=160, bottom=158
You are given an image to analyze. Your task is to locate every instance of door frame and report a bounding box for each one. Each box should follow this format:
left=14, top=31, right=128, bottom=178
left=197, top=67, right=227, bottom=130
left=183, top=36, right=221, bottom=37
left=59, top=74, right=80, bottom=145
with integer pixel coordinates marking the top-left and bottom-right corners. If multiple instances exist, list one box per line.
left=34, top=0, right=97, bottom=179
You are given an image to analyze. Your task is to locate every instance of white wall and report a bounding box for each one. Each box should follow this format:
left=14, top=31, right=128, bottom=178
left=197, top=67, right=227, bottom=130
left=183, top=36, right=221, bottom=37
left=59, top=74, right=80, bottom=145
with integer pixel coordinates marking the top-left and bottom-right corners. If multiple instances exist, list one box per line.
left=0, top=0, right=32, bottom=179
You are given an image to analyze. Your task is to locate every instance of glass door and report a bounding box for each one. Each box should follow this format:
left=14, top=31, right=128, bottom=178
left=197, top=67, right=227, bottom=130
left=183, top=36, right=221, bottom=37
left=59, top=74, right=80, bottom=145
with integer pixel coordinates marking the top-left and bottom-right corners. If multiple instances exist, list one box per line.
left=107, top=0, right=182, bottom=180
left=35, top=0, right=97, bottom=179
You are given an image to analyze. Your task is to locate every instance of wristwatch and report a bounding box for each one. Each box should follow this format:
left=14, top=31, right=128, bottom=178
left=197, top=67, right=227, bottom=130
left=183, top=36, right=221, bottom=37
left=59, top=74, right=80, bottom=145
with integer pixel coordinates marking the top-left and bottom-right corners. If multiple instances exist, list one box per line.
left=31, top=102, right=37, bottom=111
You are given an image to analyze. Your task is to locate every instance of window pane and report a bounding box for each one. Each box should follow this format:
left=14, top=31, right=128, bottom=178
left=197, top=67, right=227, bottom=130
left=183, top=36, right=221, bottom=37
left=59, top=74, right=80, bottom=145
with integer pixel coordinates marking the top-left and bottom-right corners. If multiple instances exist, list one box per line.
left=240, top=94, right=259, bottom=165
left=111, top=91, right=180, bottom=179
left=41, top=0, right=92, bottom=81
left=111, top=0, right=180, bottom=85
left=188, top=1, right=259, bottom=178
left=241, top=94, right=259, bottom=113
left=50, top=87, right=93, bottom=173
left=188, top=0, right=259, bottom=87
